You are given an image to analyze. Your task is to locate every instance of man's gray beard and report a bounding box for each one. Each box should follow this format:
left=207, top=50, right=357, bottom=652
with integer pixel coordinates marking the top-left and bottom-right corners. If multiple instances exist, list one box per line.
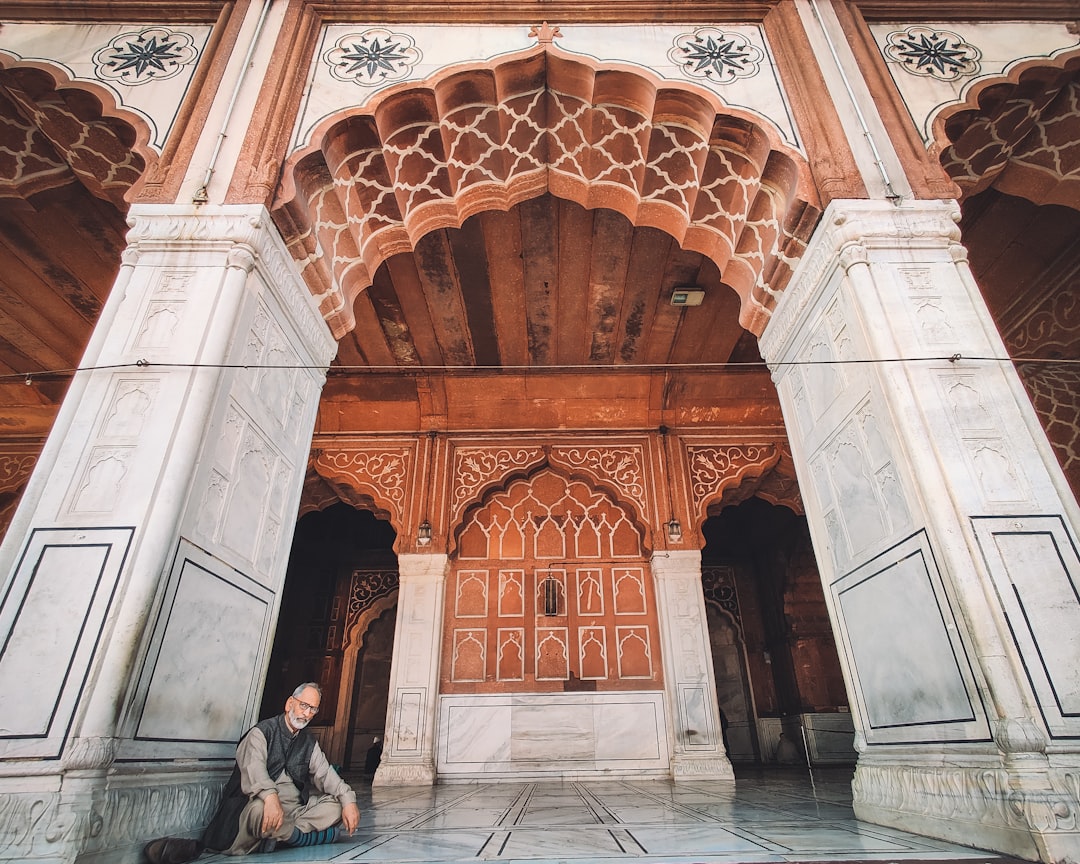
left=288, top=710, right=311, bottom=730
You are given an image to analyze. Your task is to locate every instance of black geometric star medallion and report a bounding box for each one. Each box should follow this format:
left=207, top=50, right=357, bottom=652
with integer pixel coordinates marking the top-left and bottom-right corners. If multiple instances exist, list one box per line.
left=337, top=37, right=412, bottom=80
left=669, top=28, right=763, bottom=84
left=106, top=34, right=187, bottom=79
left=885, top=28, right=980, bottom=80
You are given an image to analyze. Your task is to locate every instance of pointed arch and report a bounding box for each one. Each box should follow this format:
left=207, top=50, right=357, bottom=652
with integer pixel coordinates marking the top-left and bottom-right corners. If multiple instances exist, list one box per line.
left=273, top=45, right=820, bottom=340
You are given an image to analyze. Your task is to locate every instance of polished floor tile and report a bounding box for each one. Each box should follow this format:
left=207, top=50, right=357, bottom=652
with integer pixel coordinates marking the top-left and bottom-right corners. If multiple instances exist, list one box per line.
left=198, top=767, right=1017, bottom=864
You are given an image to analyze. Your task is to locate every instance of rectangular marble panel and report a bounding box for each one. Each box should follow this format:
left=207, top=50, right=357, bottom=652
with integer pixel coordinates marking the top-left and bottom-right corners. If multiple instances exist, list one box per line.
left=392, top=689, right=425, bottom=754
left=973, top=515, right=1080, bottom=737
left=135, top=541, right=272, bottom=746
left=437, top=692, right=669, bottom=778
left=0, top=527, right=132, bottom=759
left=833, top=530, right=990, bottom=745
left=678, top=685, right=716, bottom=748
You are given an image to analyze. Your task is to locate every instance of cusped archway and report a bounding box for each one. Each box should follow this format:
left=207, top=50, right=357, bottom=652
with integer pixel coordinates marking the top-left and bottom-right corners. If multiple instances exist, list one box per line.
left=273, top=46, right=820, bottom=341
left=446, top=466, right=661, bottom=694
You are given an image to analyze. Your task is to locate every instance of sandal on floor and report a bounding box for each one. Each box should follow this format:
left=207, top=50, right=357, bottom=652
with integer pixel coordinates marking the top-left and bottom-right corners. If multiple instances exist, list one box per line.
left=144, top=837, right=201, bottom=864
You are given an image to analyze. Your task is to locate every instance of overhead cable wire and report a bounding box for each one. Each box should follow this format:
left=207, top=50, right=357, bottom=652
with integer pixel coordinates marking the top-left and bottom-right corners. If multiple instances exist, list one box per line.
left=5, top=353, right=1080, bottom=385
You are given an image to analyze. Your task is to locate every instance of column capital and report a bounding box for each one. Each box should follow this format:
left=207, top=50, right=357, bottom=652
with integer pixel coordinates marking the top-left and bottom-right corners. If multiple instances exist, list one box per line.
left=650, top=549, right=702, bottom=580
left=760, top=199, right=962, bottom=364
left=396, top=553, right=449, bottom=583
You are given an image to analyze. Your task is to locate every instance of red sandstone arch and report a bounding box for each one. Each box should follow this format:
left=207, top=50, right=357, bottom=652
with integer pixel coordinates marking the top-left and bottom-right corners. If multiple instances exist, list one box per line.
left=933, top=50, right=1080, bottom=211
left=452, top=462, right=652, bottom=559
left=0, top=56, right=157, bottom=207
left=274, top=46, right=821, bottom=340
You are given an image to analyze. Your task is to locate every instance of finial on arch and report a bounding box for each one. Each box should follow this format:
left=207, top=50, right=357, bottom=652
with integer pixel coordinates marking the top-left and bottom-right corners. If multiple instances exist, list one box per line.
left=529, top=22, right=562, bottom=45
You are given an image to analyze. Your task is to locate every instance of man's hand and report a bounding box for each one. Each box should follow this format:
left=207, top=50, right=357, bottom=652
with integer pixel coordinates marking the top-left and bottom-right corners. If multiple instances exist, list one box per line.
left=261, top=792, right=284, bottom=836
left=341, top=801, right=360, bottom=833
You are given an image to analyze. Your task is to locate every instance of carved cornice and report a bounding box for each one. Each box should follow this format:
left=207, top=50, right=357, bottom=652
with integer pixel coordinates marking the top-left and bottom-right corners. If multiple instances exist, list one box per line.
left=124, top=205, right=336, bottom=366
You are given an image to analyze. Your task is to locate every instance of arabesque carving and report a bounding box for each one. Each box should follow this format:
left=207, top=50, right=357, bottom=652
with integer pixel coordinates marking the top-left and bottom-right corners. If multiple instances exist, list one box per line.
left=549, top=445, right=647, bottom=520
left=687, top=444, right=780, bottom=512
left=313, top=447, right=414, bottom=526
left=450, top=446, right=544, bottom=526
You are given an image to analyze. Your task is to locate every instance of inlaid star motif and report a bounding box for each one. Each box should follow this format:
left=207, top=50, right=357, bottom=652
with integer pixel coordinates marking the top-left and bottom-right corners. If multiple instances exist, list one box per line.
left=894, top=33, right=969, bottom=75
left=106, top=34, right=185, bottom=78
left=884, top=28, right=980, bottom=81
left=668, top=28, right=763, bottom=85
left=337, top=37, right=412, bottom=79
left=324, top=29, right=422, bottom=86
left=681, top=35, right=754, bottom=77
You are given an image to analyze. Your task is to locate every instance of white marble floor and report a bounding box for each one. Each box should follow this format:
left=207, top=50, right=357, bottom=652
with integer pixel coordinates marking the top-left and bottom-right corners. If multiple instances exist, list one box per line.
left=199, top=767, right=1016, bottom=864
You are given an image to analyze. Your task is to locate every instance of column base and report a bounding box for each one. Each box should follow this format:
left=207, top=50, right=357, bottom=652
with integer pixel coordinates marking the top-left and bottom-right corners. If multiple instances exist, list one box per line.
left=373, top=760, right=437, bottom=786
left=853, top=760, right=1080, bottom=862
left=671, top=755, right=736, bottom=782
left=0, top=766, right=223, bottom=864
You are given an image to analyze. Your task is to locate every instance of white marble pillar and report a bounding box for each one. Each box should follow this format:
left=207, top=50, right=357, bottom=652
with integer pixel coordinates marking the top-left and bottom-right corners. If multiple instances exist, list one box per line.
left=0, top=205, right=336, bottom=863
left=758, top=199, right=1080, bottom=863
left=373, top=553, right=448, bottom=786
left=651, top=550, right=734, bottom=781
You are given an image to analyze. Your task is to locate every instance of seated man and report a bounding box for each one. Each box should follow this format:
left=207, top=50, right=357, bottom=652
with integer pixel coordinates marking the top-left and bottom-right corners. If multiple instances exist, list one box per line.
left=208, top=682, right=361, bottom=855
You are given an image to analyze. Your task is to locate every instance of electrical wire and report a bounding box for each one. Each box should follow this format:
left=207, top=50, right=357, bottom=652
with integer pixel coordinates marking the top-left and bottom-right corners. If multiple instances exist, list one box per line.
left=5, top=353, right=1080, bottom=386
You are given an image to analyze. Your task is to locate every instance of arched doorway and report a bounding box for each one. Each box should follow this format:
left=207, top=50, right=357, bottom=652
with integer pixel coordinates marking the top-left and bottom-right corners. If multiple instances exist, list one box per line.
left=702, top=498, right=853, bottom=766
left=262, top=503, right=398, bottom=767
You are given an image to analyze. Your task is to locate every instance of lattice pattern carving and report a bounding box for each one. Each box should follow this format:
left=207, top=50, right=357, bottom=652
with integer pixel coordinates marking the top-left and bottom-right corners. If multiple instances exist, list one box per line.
left=0, top=67, right=145, bottom=206
left=939, top=65, right=1080, bottom=210
left=278, top=50, right=818, bottom=338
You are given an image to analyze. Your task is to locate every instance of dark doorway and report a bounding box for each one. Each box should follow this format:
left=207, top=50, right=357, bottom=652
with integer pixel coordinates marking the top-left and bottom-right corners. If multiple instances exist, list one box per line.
left=262, top=503, right=397, bottom=766
left=702, top=497, right=849, bottom=764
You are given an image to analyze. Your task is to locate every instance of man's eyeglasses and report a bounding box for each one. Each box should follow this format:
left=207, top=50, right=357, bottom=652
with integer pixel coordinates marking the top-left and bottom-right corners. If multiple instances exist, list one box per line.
left=294, top=700, right=319, bottom=715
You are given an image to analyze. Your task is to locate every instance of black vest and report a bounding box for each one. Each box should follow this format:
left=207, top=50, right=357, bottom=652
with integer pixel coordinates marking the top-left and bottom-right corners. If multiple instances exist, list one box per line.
left=202, top=713, right=317, bottom=851
left=257, top=713, right=317, bottom=803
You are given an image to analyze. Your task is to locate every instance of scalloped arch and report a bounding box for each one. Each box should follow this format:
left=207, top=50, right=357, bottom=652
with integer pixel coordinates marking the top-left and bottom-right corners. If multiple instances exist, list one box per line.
left=274, top=45, right=820, bottom=340
left=933, top=49, right=1080, bottom=210
left=0, top=54, right=157, bottom=207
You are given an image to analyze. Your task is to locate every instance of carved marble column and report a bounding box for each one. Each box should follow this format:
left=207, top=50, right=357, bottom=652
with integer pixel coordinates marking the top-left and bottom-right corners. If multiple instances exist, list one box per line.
left=0, top=205, right=336, bottom=863
left=651, top=549, right=734, bottom=781
left=758, top=199, right=1080, bottom=863
left=373, top=553, right=448, bottom=786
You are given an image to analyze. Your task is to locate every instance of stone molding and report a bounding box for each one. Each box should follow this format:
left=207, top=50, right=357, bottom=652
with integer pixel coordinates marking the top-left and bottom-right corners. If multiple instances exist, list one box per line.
left=373, top=761, right=437, bottom=786
left=853, top=762, right=1080, bottom=846
left=0, top=775, right=220, bottom=862
left=671, top=755, right=736, bottom=781
left=125, top=204, right=336, bottom=368
left=759, top=199, right=962, bottom=366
